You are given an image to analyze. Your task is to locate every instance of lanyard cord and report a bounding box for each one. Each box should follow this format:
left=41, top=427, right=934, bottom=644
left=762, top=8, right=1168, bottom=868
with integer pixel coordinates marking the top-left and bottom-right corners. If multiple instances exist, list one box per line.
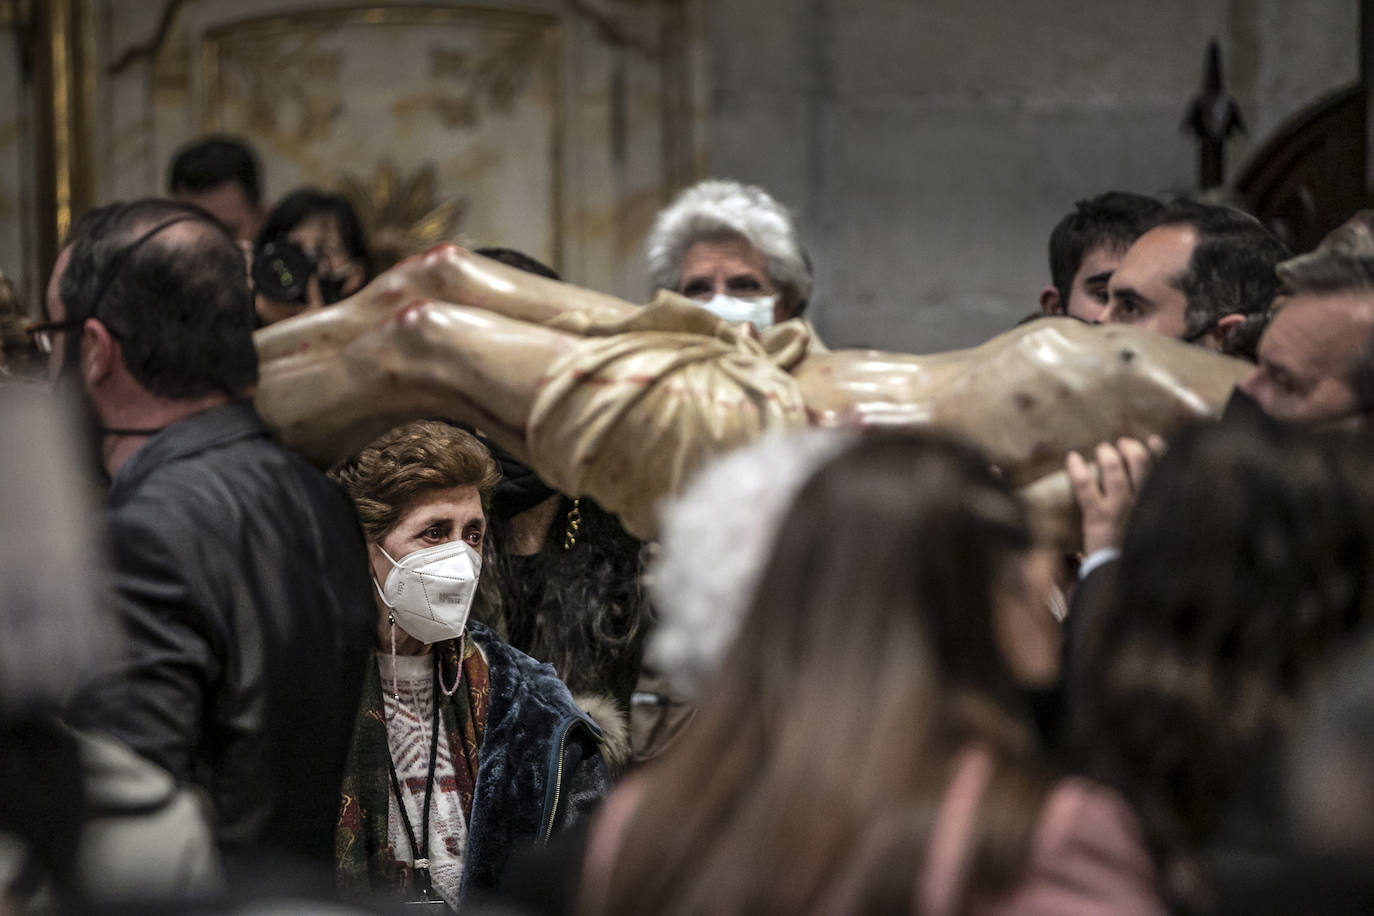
left=386, top=657, right=444, bottom=900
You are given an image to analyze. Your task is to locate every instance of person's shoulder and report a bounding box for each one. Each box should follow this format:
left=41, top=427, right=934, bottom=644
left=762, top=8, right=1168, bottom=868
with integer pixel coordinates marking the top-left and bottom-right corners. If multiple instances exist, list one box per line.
left=107, top=413, right=364, bottom=586
left=1004, top=776, right=1167, bottom=915
left=127, top=420, right=349, bottom=518
left=577, top=777, right=649, bottom=913
left=1037, top=776, right=1149, bottom=854
left=468, top=622, right=593, bottom=724
left=467, top=621, right=563, bottom=691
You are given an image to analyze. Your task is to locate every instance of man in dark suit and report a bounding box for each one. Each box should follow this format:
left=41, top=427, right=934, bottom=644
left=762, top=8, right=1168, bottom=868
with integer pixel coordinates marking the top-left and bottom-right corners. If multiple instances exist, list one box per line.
left=46, top=199, right=375, bottom=883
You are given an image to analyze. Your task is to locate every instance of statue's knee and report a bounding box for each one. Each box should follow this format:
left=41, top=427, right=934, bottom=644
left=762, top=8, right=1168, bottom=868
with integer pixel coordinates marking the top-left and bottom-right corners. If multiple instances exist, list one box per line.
left=416, top=243, right=470, bottom=278
left=389, top=299, right=449, bottom=339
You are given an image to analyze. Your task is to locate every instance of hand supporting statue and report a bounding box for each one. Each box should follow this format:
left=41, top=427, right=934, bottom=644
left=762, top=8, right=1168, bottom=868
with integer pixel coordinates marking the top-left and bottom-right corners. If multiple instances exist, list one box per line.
left=1067, top=436, right=1167, bottom=557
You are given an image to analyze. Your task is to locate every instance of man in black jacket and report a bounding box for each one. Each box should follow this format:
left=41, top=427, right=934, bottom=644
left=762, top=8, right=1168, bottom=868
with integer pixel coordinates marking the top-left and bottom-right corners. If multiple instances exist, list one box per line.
left=49, top=199, right=376, bottom=881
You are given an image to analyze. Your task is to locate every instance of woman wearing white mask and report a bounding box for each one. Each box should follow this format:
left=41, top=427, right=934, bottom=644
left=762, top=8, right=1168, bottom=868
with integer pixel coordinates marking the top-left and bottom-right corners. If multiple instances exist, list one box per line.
left=330, top=420, right=610, bottom=911
left=646, top=178, right=812, bottom=331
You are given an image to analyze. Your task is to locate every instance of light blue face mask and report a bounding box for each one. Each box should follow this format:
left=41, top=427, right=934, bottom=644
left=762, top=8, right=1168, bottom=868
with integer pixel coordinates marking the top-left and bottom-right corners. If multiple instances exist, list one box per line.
left=700, top=293, right=777, bottom=330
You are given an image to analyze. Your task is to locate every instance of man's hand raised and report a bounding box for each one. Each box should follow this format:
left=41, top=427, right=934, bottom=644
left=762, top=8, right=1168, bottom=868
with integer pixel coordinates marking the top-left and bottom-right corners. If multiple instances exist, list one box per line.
left=1066, top=435, right=1165, bottom=557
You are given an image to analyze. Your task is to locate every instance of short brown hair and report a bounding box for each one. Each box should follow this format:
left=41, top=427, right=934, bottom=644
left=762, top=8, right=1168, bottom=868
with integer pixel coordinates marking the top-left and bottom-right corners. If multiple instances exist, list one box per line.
left=331, top=420, right=500, bottom=541
left=1277, top=210, right=1374, bottom=293
left=1274, top=211, right=1374, bottom=407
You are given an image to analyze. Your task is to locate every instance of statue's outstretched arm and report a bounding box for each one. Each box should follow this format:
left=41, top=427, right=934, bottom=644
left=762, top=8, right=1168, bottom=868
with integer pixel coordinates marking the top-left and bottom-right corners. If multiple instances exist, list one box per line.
left=256, top=244, right=638, bottom=369
left=256, top=296, right=578, bottom=467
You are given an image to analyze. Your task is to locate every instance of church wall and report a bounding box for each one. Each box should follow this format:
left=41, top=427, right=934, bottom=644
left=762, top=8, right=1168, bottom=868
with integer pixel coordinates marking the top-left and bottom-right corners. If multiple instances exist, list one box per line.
left=705, top=0, right=1361, bottom=351
left=0, top=0, right=1361, bottom=354
left=2, top=0, right=705, bottom=310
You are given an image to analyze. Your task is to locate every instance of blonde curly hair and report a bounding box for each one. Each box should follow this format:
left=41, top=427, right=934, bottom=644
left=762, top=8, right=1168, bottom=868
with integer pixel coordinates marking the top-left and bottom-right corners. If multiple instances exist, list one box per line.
left=330, top=420, right=500, bottom=542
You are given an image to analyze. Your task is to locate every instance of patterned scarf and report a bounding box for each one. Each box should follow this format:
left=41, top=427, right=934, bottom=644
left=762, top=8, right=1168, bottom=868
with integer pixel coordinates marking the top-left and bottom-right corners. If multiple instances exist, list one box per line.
left=335, top=636, right=491, bottom=898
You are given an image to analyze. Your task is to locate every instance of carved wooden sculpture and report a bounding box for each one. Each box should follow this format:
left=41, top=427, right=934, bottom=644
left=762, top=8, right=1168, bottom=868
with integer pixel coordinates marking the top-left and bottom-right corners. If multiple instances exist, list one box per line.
left=255, top=245, right=1247, bottom=548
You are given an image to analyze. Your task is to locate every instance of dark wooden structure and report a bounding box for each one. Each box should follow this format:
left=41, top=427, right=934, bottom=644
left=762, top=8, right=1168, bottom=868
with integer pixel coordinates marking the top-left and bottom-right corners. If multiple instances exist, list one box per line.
left=1184, top=39, right=1245, bottom=191
left=1228, top=2, right=1374, bottom=253
left=1234, top=85, right=1367, bottom=254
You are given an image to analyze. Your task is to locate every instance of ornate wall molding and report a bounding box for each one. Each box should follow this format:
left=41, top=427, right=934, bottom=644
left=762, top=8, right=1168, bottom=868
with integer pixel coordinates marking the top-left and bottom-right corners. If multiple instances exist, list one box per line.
left=25, top=0, right=93, bottom=274
left=336, top=159, right=467, bottom=269
left=12, top=0, right=704, bottom=301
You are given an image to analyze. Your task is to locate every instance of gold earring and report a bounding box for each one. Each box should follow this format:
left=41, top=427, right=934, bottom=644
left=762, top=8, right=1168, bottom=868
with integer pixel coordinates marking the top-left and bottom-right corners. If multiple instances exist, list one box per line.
left=562, top=498, right=582, bottom=550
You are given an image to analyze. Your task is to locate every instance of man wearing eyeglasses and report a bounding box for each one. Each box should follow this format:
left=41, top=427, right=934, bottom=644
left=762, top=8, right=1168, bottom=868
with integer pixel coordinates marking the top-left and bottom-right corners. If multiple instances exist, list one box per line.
left=45, top=198, right=376, bottom=891
left=29, top=248, right=77, bottom=371
left=1100, top=200, right=1289, bottom=360
left=1236, top=218, right=1374, bottom=425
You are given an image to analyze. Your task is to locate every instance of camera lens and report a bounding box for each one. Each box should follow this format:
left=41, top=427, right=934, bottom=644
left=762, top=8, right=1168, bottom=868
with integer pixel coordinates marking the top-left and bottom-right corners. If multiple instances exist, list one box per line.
left=252, top=240, right=316, bottom=304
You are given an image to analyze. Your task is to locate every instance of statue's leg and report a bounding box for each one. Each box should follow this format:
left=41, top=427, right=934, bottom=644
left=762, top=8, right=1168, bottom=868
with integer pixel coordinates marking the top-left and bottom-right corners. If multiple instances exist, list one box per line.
left=255, top=244, right=639, bottom=365
left=397, top=244, right=641, bottom=327
left=255, top=298, right=578, bottom=467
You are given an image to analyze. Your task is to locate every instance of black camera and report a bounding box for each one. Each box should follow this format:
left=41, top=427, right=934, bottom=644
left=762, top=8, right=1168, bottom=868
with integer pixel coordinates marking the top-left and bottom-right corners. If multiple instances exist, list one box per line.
left=252, top=240, right=351, bottom=305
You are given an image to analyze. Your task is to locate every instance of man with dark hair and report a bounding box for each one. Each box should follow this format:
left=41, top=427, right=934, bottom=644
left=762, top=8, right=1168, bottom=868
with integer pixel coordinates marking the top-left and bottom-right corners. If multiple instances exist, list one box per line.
left=168, top=135, right=265, bottom=242
left=1040, top=191, right=1165, bottom=322
left=45, top=198, right=375, bottom=880
left=1102, top=200, right=1289, bottom=358
left=474, top=246, right=561, bottom=281
left=1238, top=212, right=1374, bottom=422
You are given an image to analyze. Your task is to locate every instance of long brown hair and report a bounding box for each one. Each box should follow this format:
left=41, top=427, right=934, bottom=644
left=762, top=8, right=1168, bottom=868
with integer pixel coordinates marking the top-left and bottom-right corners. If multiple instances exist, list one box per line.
left=1071, top=417, right=1374, bottom=890
left=589, top=431, right=1052, bottom=915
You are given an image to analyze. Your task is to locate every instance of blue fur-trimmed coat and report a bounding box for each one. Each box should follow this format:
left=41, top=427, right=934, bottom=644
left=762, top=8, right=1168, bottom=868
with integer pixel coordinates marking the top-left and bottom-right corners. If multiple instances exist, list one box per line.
left=337, top=620, right=610, bottom=903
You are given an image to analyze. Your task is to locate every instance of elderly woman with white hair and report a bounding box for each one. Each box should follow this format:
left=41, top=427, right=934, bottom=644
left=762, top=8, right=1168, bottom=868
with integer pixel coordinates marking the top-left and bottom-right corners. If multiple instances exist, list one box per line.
left=646, top=178, right=812, bottom=330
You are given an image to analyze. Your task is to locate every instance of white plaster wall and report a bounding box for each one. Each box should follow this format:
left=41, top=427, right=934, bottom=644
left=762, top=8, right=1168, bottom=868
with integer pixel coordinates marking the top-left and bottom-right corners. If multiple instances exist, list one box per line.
left=705, top=0, right=1360, bottom=352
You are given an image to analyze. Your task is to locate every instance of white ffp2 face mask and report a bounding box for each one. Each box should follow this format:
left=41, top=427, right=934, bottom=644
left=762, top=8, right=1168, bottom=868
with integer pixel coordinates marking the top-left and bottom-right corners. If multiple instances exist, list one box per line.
left=700, top=293, right=777, bottom=330
left=372, top=540, right=481, bottom=643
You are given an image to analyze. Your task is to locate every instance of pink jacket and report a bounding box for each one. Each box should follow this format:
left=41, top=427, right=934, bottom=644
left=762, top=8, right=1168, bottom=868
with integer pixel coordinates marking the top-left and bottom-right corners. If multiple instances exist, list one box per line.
left=924, top=749, right=1166, bottom=916
left=582, top=749, right=1167, bottom=915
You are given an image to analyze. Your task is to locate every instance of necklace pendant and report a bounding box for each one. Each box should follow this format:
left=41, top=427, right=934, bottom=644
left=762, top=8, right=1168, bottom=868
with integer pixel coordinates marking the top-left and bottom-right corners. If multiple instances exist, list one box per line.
left=414, top=857, right=430, bottom=870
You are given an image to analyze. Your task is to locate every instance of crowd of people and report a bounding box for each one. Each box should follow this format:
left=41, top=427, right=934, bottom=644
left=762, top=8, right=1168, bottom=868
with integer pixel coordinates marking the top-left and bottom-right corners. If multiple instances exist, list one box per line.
left=4, top=131, right=1374, bottom=916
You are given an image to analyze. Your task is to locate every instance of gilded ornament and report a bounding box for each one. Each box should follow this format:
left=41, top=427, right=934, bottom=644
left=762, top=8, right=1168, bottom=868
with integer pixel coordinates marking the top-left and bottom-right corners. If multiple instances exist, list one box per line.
left=336, top=161, right=468, bottom=271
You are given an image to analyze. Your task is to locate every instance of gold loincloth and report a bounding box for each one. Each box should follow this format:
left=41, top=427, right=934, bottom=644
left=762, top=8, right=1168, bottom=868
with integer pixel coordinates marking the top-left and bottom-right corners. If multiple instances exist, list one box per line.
left=527, top=293, right=813, bottom=540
